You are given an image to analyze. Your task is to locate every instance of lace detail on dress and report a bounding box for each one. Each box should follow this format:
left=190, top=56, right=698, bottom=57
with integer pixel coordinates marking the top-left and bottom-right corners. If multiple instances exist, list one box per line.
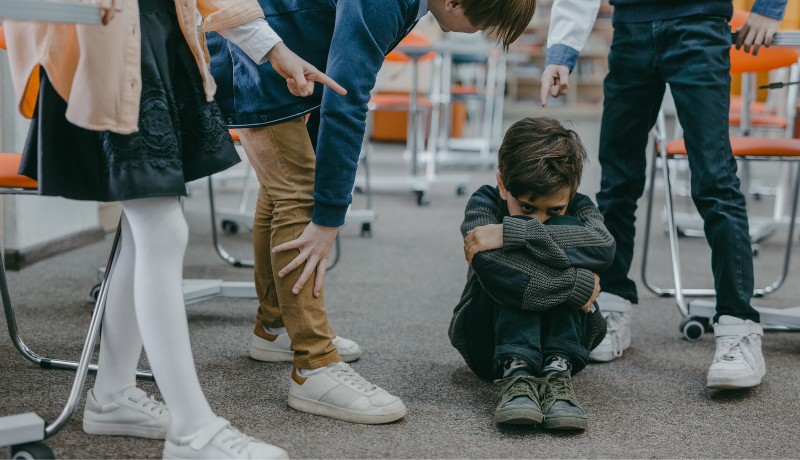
left=102, top=77, right=183, bottom=171
left=101, top=72, right=231, bottom=172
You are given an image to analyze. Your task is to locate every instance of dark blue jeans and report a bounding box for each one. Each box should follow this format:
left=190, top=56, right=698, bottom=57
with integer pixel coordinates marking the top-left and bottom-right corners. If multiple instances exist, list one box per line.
left=596, top=16, right=759, bottom=322
left=464, top=286, right=592, bottom=380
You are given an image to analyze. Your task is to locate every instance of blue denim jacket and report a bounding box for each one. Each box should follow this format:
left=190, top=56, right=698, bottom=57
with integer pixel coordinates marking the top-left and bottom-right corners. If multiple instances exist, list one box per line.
left=207, top=0, right=421, bottom=227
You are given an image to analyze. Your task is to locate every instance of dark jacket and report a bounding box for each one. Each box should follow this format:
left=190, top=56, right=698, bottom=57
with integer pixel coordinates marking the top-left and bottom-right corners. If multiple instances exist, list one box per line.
left=449, top=185, right=616, bottom=370
left=609, top=0, right=786, bottom=23
left=206, top=0, right=422, bottom=227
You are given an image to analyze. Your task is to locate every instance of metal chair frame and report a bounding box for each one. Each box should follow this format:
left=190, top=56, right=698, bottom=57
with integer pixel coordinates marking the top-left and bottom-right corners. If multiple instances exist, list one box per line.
left=640, top=111, right=800, bottom=320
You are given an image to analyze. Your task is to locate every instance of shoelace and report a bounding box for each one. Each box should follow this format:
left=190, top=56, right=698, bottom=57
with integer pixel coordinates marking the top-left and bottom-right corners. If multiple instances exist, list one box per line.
left=189, top=418, right=253, bottom=454
left=715, top=334, right=752, bottom=362
left=332, top=365, right=377, bottom=392
left=493, top=375, right=545, bottom=405
left=218, top=426, right=255, bottom=454
left=605, top=312, right=625, bottom=358
left=133, top=394, right=168, bottom=415
left=542, top=373, right=581, bottom=412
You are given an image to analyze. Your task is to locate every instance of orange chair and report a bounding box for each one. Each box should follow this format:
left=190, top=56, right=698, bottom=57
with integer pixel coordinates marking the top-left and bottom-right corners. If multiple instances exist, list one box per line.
left=640, top=23, right=800, bottom=339
left=727, top=11, right=800, bottom=130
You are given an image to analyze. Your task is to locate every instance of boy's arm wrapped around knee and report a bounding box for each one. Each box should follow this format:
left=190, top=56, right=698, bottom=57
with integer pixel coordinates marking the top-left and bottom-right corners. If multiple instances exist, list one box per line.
left=503, top=194, right=616, bottom=273
left=461, top=192, right=597, bottom=311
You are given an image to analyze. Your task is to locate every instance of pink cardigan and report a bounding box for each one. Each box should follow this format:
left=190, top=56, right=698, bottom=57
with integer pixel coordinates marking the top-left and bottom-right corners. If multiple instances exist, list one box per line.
left=5, top=0, right=264, bottom=134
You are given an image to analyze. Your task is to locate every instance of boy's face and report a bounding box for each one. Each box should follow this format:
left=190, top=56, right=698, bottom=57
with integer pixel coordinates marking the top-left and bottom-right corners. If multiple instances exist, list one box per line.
left=428, top=0, right=481, bottom=34
left=497, top=174, right=571, bottom=223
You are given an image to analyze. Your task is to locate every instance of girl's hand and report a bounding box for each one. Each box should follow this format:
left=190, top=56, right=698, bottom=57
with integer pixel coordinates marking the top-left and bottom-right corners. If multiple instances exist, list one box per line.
left=266, top=42, right=347, bottom=97
left=736, top=12, right=781, bottom=56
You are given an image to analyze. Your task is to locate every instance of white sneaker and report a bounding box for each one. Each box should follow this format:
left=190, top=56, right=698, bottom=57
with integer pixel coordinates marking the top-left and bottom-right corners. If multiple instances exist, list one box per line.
left=83, top=387, right=169, bottom=439
left=589, top=292, right=632, bottom=362
left=250, top=324, right=362, bottom=362
left=162, top=417, right=288, bottom=459
left=707, top=315, right=766, bottom=389
left=288, top=363, right=407, bottom=424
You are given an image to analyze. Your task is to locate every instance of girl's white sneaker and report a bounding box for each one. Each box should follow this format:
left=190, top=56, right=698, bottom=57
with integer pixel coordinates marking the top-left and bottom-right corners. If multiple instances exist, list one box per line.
left=162, top=417, right=288, bottom=459
left=83, top=387, right=169, bottom=439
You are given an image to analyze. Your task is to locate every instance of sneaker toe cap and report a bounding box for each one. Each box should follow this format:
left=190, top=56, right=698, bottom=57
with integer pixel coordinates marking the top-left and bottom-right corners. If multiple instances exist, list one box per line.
left=249, top=443, right=289, bottom=459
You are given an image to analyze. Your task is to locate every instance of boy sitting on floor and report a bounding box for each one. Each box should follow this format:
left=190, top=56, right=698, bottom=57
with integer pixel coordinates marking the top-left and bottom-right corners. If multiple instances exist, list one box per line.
left=449, top=117, right=615, bottom=430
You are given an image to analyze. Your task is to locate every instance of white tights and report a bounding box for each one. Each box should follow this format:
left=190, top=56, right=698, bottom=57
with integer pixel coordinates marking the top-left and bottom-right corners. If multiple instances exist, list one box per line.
left=93, top=197, right=216, bottom=437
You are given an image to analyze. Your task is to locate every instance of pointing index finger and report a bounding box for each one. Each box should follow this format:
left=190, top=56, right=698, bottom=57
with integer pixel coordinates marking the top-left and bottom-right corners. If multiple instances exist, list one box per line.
left=311, top=71, right=347, bottom=96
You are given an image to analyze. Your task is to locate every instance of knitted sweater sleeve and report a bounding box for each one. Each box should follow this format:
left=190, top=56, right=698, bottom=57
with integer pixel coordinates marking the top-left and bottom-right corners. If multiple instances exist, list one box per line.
left=461, top=192, right=596, bottom=312
left=502, top=194, right=616, bottom=273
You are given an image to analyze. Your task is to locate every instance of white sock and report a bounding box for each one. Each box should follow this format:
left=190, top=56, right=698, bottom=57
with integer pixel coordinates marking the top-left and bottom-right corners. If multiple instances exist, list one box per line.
left=265, top=326, right=287, bottom=335
left=298, top=361, right=344, bottom=377
left=96, top=197, right=216, bottom=437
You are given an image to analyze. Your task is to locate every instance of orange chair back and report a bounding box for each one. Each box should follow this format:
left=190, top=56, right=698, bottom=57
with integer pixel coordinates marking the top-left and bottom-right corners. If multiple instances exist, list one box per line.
left=385, top=32, right=435, bottom=63
left=728, top=11, right=799, bottom=73
left=0, top=25, right=6, bottom=51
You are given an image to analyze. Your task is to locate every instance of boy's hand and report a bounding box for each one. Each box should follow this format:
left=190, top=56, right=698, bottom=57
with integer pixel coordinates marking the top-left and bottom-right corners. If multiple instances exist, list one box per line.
left=581, top=273, right=601, bottom=313
left=736, top=12, right=781, bottom=56
left=540, top=64, right=570, bottom=107
left=464, top=224, right=504, bottom=265
left=266, top=42, right=347, bottom=97
left=273, top=222, right=339, bottom=298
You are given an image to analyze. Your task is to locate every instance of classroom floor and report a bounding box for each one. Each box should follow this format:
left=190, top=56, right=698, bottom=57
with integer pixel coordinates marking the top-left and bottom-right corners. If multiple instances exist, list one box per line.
left=2, top=119, right=800, bottom=458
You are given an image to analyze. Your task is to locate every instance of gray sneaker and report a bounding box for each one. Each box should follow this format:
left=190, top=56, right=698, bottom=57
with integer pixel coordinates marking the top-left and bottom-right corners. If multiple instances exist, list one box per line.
left=541, top=370, right=588, bottom=430
left=493, top=371, right=546, bottom=425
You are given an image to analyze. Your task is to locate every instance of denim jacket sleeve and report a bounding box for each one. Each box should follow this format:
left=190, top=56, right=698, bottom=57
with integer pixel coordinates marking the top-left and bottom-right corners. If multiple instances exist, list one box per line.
left=750, top=0, right=787, bottom=20
left=311, top=0, right=416, bottom=227
left=545, top=0, right=602, bottom=72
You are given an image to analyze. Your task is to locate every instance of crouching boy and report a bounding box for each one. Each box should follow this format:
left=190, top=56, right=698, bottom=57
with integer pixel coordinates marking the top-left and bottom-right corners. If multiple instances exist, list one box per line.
left=449, top=117, right=615, bottom=430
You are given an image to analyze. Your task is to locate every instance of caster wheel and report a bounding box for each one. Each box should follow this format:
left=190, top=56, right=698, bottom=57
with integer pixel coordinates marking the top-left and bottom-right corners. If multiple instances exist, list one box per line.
left=752, top=243, right=760, bottom=258
left=12, top=442, right=54, bottom=460
left=456, top=185, right=467, bottom=196
left=679, top=316, right=708, bottom=341
left=360, top=222, right=372, bottom=237
left=89, top=283, right=102, bottom=302
left=753, top=192, right=762, bottom=201
left=222, top=220, right=239, bottom=236
left=354, top=186, right=364, bottom=194
left=416, top=191, right=430, bottom=206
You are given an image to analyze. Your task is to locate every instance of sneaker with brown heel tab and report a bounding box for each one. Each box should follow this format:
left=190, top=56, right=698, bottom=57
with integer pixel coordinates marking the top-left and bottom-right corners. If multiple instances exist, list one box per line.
left=288, top=363, right=407, bottom=424
left=250, top=323, right=362, bottom=362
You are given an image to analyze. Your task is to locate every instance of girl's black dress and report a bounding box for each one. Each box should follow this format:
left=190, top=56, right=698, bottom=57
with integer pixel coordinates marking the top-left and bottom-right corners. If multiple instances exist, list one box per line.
left=19, top=0, right=240, bottom=201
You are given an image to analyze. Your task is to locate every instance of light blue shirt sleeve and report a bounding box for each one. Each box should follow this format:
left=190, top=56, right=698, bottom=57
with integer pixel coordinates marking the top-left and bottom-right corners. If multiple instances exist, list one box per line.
left=545, top=44, right=580, bottom=72
left=751, top=0, right=788, bottom=20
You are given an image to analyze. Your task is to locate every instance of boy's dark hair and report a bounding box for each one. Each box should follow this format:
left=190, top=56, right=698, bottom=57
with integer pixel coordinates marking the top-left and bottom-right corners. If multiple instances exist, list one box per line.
left=497, top=117, right=587, bottom=200
left=461, top=0, right=536, bottom=50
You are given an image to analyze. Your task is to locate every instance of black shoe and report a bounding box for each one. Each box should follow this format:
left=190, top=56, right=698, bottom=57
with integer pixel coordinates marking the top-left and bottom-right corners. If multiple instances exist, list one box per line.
left=493, top=369, right=546, bottom=425
left=541, top=370, right=588, bottom=430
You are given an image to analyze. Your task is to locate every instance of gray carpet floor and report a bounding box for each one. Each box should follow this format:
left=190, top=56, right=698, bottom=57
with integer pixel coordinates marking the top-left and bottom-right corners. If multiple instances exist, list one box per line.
left=2, top=119, right=800, bottom=458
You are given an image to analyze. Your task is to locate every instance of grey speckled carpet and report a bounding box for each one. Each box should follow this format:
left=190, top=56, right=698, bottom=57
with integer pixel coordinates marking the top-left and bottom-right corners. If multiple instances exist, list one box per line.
left=2, top=120, right=799, bottom=458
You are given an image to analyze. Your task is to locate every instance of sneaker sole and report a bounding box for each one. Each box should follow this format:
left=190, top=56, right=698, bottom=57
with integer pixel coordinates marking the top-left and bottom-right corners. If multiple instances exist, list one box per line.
left=495, top=408, right=544, bottom=425
left=542, top=415, right=588, bottom=430
left=250, top=344, right=362, bottom=363
left=288, top=393, right=406, bottom=424
left=164, top=450, right=289, bottom=460
left=707, top=371, right=765, bottom=389
left=83, top=420, right=166, bottom=439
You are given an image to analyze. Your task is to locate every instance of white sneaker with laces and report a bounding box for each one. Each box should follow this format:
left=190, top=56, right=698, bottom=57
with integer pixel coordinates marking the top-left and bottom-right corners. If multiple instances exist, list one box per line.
left=250, top=324, right=362, bottom=362
left=162, top=417, right=288, bottom=459
left=288, top=363, right=407, bottom=424
left=83, top=387, right=169, bottom=439
left=707, top=315, right=766, bottom=389
left=589, top=292, right=632, bottom=362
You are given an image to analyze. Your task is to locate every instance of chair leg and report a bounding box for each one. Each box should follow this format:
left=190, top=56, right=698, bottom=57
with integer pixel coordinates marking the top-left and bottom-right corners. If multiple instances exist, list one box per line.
left=760, top=161, right=800, bottom=296
left=2, top=224, right=153, bottom=381
left=207, top=176, right=254, bottom=268
left=661, top=150, right=689, bottom=317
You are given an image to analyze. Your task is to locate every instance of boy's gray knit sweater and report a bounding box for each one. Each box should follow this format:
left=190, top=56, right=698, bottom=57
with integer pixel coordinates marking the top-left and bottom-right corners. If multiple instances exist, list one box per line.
left=449, top=185, right=616, bottom=370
